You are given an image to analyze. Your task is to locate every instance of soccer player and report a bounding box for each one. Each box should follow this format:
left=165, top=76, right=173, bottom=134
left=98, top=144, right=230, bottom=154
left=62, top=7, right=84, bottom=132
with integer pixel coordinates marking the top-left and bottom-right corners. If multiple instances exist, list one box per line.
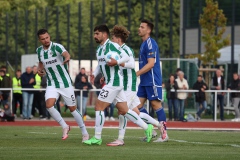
left=83, top=24, right=153, bottom=145
left=107, top=25, right=162, bottom=146
left=136, top=19, right=169, bottom=142
left=36, top=29, right=89, bottom=142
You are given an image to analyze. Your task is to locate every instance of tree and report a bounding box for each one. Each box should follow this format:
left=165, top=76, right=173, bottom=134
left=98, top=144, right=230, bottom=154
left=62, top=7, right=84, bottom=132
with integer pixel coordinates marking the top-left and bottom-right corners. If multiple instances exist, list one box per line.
left=198, top=0, right=230, bottom=65
left=0, top=0, right=181, bottom=71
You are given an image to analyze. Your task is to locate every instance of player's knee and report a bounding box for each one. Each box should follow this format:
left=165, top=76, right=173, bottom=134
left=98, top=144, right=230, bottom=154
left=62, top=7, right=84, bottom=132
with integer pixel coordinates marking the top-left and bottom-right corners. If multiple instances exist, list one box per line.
left=68, top=106, right=76, bottom=112
left=118, top=108, right=128, bottom=115
left=133, top=107, right=140, bottom=115
left=95, top=103, right=102, bottom=111
left=46, top=102, right=54, bottom=108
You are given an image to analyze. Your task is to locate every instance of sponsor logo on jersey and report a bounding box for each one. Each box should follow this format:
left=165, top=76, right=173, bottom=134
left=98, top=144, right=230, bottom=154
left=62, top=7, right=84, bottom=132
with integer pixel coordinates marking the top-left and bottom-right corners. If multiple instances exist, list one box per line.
left=46, top=59, right=57, bottom=65
left=98, top=58, right=105, bottom=62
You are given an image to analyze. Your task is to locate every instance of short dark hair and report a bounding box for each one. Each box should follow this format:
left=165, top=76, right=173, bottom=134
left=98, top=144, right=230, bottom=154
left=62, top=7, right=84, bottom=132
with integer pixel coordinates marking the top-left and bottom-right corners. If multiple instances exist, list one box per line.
left=233, top=72, right=238, bottom=75
left=16, top=69, right=21, bottom=72
left=0, top=65, right=7, bottom=69
left=176, top=68, right=181, bottom=72
left=198, top=75, right=202, bottom=78
left=37, top=29, right=48, bottom=37
left=169, top=73, right=175, bottom=78
left=94, top=24, right=109, bottom=35
left=141, top=19, right=154, bottom=33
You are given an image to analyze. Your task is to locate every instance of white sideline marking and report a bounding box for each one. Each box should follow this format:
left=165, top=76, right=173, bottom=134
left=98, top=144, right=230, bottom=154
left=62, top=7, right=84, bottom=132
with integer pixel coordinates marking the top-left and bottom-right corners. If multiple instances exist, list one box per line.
left=27, top=131, right=240, bottom=148
left=171, top=139, right=240, bottom=148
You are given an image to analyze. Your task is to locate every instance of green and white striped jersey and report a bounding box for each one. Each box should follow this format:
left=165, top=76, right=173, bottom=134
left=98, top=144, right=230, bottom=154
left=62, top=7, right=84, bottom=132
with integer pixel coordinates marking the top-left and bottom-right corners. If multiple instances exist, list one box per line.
left=121, top=44, right=137, bottom=91
left=36, top=42, right=72, bottom=88
left=96, top=39, right=124, bottom=87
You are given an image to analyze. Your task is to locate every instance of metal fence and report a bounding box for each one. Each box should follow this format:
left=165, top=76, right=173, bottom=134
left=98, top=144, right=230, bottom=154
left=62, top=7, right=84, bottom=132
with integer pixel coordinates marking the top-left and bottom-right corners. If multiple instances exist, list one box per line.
left=1, top=88, right=239, bottom=122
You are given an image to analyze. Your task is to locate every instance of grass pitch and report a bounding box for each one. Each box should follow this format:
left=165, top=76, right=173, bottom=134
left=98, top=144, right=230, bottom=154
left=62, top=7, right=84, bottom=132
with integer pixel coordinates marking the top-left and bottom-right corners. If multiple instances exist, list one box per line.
left=1, top=126, right=240, bottom=160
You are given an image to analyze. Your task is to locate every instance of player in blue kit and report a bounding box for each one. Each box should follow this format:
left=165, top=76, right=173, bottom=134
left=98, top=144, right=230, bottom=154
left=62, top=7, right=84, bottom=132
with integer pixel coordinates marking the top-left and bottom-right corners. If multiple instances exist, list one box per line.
left=136, top=19, right=169, bottom=142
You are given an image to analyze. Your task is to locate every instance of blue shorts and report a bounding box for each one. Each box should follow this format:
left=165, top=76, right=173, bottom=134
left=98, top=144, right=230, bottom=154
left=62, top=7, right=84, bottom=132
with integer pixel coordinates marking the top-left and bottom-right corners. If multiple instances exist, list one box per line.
left=137, top=85, right=162, bottom=101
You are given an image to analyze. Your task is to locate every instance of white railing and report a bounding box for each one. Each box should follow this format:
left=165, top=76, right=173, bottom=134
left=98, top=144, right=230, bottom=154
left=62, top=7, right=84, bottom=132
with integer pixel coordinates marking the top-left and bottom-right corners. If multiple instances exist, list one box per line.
left=1, top=88, right=239, bottom=121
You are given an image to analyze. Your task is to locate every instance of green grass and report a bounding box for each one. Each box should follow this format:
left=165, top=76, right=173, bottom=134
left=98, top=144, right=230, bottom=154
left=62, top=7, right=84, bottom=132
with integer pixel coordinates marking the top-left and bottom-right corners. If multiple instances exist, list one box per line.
left=60, top=107, right=235, bottom=120
left=1, top=126, right=240, bottom=160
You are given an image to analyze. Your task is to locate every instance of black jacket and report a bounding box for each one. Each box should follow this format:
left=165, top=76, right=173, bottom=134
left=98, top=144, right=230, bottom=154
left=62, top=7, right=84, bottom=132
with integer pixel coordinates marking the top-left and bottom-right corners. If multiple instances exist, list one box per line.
left=165, top=81, right=178, bottom=99
left=211, top=76, right=225, bottom=90
left=75, top=81, right=93, bottom=97
left=94, top=73, right=103, bottom=89
left=193, top=80, right=208, bottom=102
left=0, top=75, right=12, bottom=99
left=0, top=75, right=12, bottom=88
left=21, top=72, right=36, bottom=93
left=74, top=73, right=87, bottom=86
left=228, top=79, right=240, bottom=98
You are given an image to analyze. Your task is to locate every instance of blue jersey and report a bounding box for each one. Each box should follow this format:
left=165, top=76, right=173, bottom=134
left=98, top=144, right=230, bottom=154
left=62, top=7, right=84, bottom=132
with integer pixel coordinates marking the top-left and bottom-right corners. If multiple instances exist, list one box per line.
left=139, top=37, right=162, bottom=86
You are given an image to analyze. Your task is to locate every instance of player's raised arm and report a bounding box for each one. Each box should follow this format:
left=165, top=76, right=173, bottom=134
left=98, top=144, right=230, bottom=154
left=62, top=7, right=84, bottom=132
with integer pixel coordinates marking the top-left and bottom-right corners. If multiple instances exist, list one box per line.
left=37, top=62, right=45, bottom=77
left=62, top=51, right=70, bottom=64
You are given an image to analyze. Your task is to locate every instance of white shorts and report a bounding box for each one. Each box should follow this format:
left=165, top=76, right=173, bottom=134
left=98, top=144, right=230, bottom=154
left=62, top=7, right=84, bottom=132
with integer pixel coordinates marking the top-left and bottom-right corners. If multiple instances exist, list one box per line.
left=125, top=91, right=140, bottom=110
left=98, top=85, right=126, bottom=103
left=45, top=86, right=76, bottom=106
left=113, top=91, right=140, bottom=109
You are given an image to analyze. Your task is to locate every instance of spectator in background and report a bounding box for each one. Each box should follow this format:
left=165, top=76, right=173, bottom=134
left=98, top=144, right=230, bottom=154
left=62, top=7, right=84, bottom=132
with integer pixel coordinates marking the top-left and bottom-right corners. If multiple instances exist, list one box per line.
left=75, top=67, right=87, bottom=86
left=32, top=65, right=42, bottom=118
left=211, top=69, right=225, bottom=121
left=175, top=71, right=189, bottom=121
left=0, top=102, right=15, bottom=122
left=21, top=66, right=36, bottom=120
left=75, top=75, right=93, bottom=119
left=93, top=72, right=103, bottom=94
left=40, top=74, right=48, bottom=120
left=74, top=67, right=87, bottom=114
left=174, top=68, right=187, bottom=80
left=165, top=74, right=179, bottom=121
left=228, top=72, right=240, bottom=122
left=193, top=75, right=208, bottom=120
left=0, top=69, right=12, bottom=106
left=12, top=69, right=23, bottom=117
left=0, top=65, right=10, bottom=77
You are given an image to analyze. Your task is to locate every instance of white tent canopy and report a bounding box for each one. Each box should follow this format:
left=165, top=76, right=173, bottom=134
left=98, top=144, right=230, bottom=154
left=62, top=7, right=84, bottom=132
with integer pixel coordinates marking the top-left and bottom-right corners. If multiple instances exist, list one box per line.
left=218, top=45, right=240, bottom=64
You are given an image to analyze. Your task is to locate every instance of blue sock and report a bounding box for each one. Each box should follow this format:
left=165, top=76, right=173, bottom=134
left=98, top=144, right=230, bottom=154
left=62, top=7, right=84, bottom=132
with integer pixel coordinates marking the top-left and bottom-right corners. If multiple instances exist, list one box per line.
left=139, top=107, right=149, bottom=114
left=155, top=107, right=166, bottom=122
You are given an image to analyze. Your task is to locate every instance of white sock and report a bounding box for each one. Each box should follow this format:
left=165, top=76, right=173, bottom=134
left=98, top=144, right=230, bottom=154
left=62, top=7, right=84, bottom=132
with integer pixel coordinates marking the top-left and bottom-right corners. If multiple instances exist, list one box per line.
left=71, top=109, right=88, bottom=135
left=118, top=115, right=127, bottom=140
left=139, top=112, right=160, bottom=127
left=95, top=111, right=105, bottom=139
left=124, top=110, right=148, bottom=130
left=47, top=107, right=68, bottom=129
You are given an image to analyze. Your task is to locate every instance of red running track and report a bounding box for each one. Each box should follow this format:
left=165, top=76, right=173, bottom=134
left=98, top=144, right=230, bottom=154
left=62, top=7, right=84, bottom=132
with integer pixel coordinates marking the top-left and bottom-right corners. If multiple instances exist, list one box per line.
left=1, top=120, right=240, bottom=130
